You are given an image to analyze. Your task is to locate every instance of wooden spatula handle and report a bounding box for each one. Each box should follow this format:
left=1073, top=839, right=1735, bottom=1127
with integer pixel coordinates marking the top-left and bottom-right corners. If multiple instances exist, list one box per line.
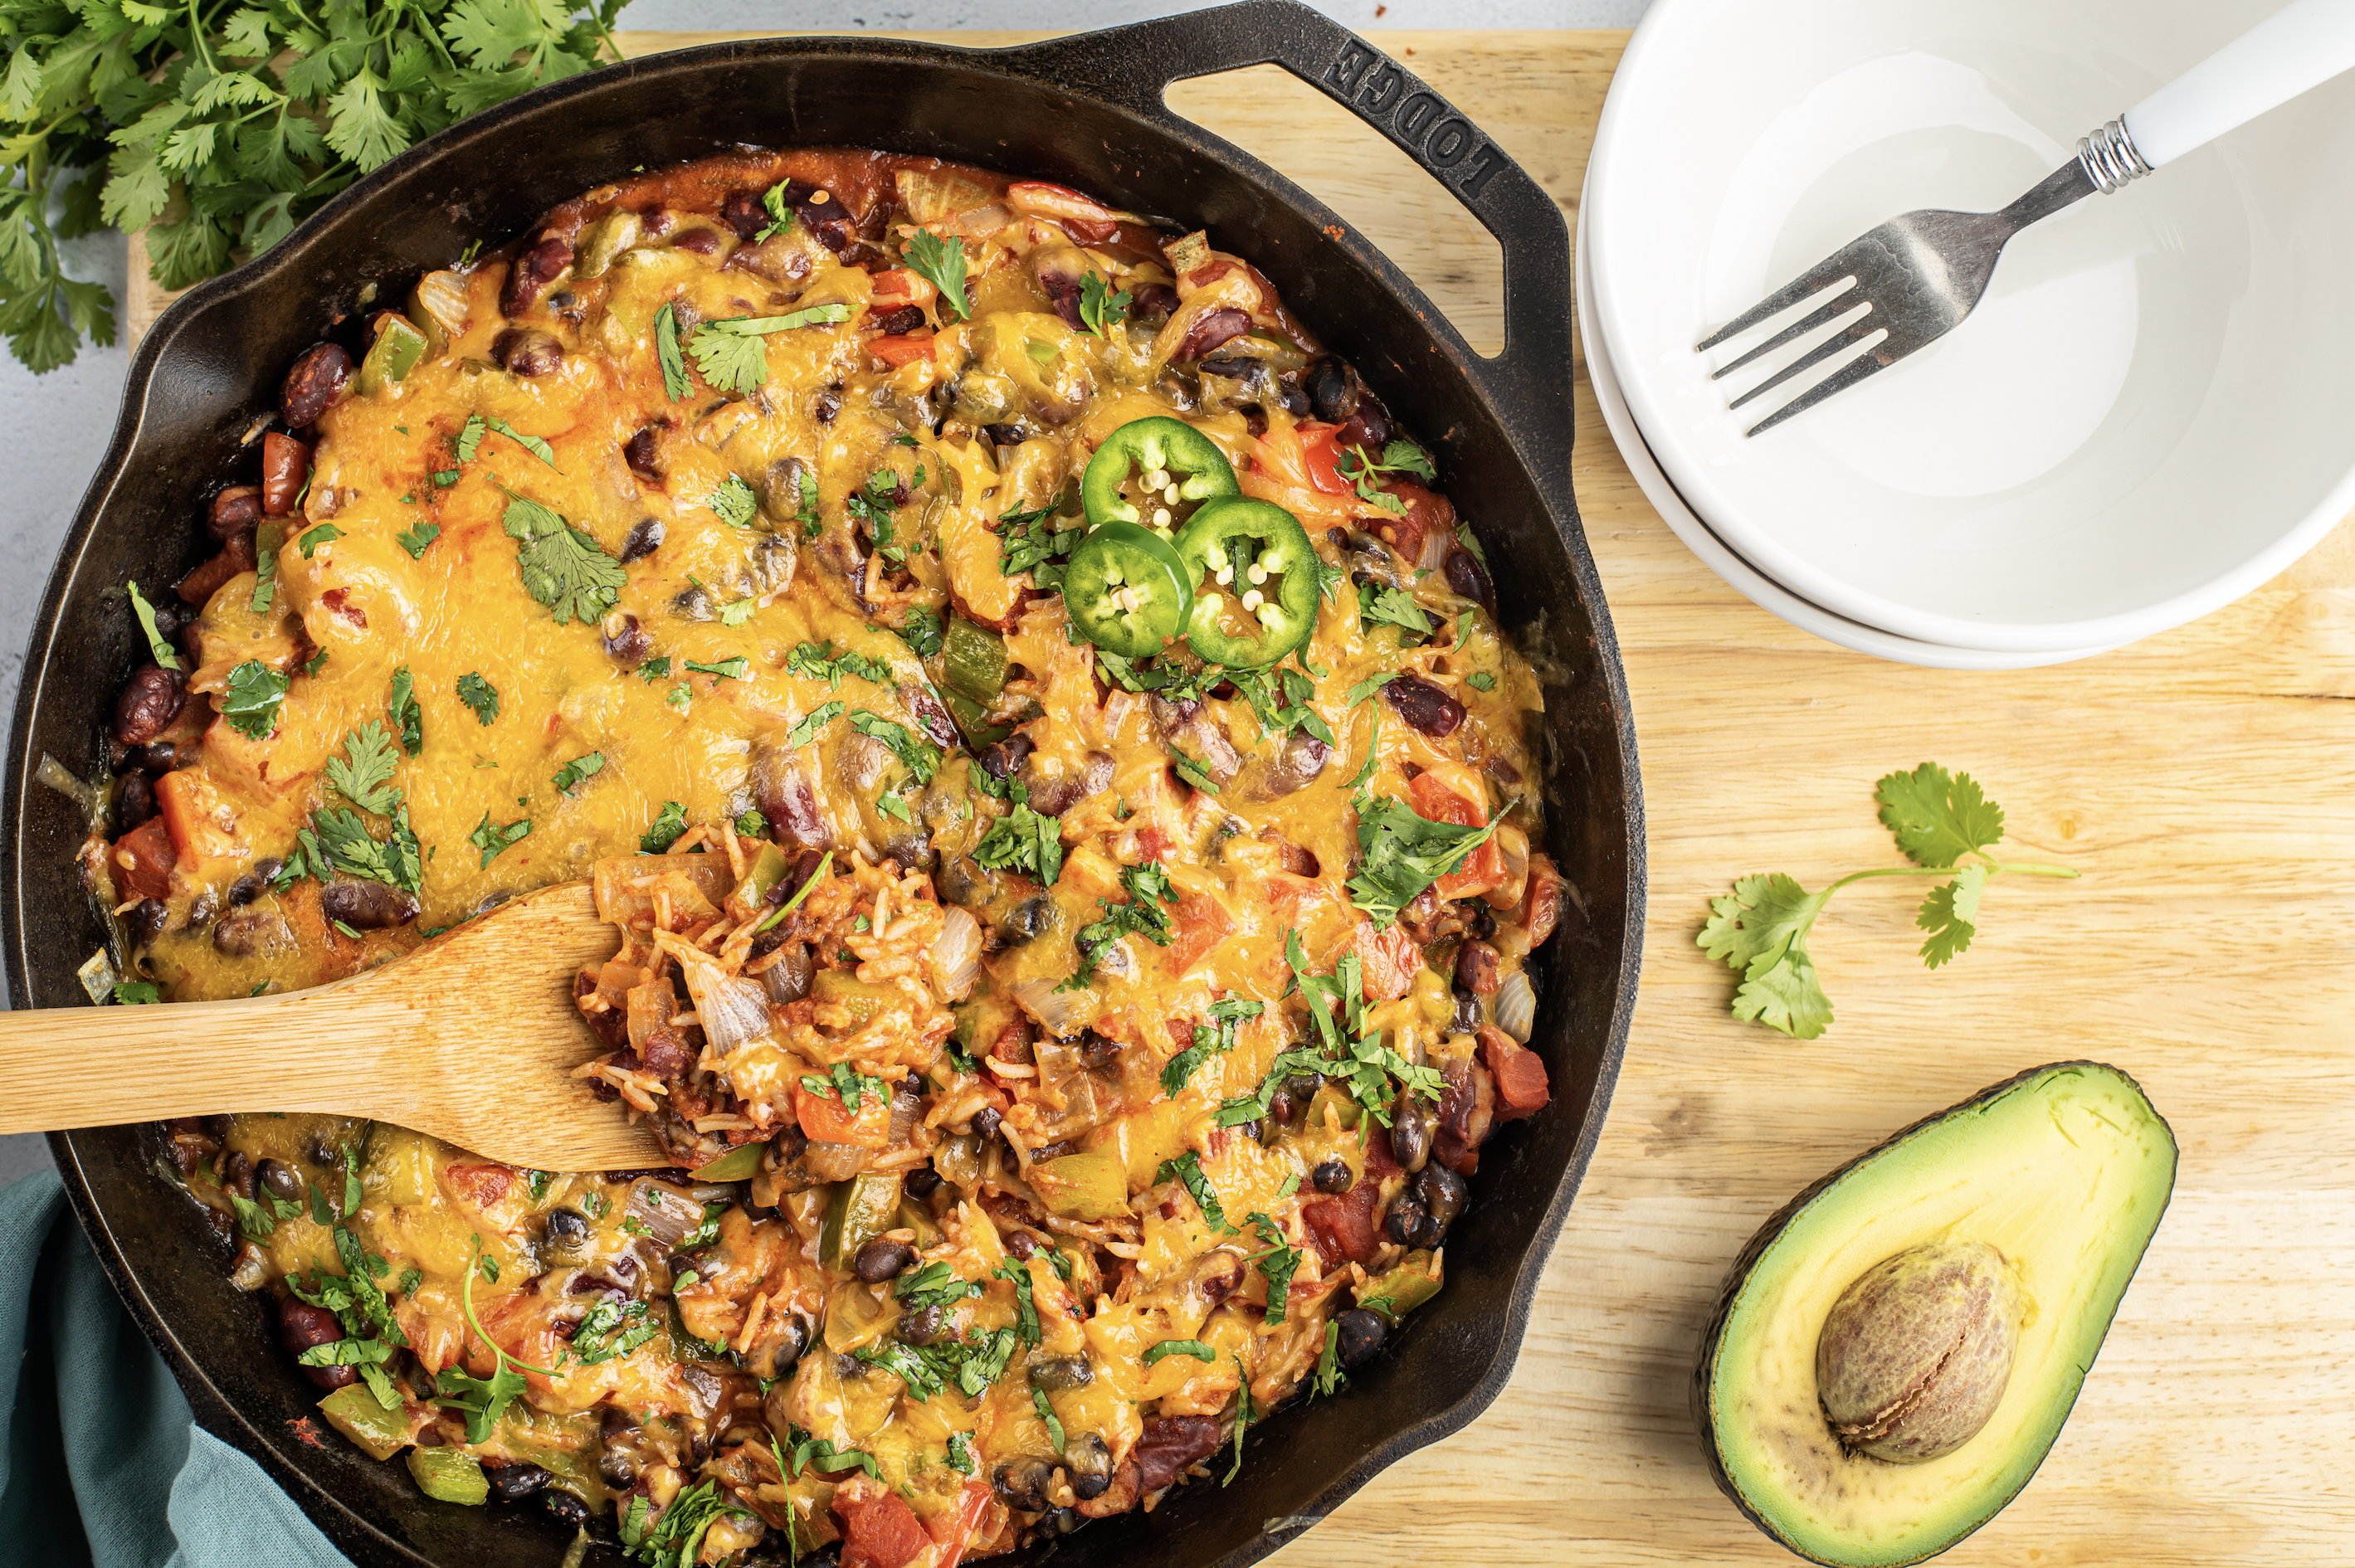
left=0, top=987, right=424, bottom=1134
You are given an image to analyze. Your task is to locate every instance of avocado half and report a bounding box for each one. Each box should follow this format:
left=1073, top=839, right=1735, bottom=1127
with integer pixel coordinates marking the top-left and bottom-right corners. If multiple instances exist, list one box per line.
left=1694, top=1061, right=2177, bottom=1567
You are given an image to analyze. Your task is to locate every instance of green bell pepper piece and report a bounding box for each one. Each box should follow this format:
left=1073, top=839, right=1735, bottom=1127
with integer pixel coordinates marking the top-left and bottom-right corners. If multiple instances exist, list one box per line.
left=820, top=1171, right=904, bottom=1271
left=407, top=1445, right=489, bottom=1504
left=1029, top=1151, right=1129, bottom=1223
left=319, top=1382, right=411, bottom=1461
left=1356, top=1249, right=1442, bottom=1326
left=358, top=315, right=427, bottom=396
left=690, top=1139, right=767, bottom=1182
left=941, top=616, right=1010, bottom=706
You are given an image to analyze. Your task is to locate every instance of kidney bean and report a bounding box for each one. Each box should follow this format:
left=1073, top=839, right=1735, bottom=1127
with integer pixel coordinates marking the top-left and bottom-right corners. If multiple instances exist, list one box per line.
left=1133, top=1415, right=1221, bottom=1493
left=719, top=188, right=766, bottom=241
left=280, top=343, right=352, bottom=429
left=875, top=304, right=925, bottom=336
left=320, top=879, right=419, bottom=930
left=114, top=665, right=186, bottom=747
left=492, top=326, right=564, bottom=376
left=207, top=485, right=263, bottom=540
left=976, top=733, right=1035, bottom=782
left=261, top=432, right=310, bottom=516
left=278, top=1297, right=355, bottom=1390
left=1446, top=546, right=1497, bottom=615
left=622, top=426, right=664, bottom=484
left=175, top=530, right=256, bottom=606
left=501, top=235, right=573, bottom=317
left=1382, top=674, right=1465, bottom=738
left=1128, top=282, right=1180, bottom=324
left=221, top=1150, right=255, bottom=1200
left=1455, top=939, right=1501, bottom=996
left=902, top=684, right=959, bottom=752
left=1172, top=306, right=1251, bottom=363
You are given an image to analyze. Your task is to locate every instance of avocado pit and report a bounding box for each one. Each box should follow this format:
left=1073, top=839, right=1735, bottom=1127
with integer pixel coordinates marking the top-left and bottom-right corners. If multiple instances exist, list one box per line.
left=1816, top=1238, right=2020, bottom=1463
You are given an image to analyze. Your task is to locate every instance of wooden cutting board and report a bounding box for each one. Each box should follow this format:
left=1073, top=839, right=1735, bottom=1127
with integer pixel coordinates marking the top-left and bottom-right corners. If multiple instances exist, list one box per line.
left=128, top=29, right=2355, bottom=1564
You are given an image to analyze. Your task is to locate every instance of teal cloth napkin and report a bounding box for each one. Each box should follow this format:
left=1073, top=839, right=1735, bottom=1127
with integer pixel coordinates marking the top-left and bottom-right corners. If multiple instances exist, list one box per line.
left=0, top=1169, right=354, bottom=1567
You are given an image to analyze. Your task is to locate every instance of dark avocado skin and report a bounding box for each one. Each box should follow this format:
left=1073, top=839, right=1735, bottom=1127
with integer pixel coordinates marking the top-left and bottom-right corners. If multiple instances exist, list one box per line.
left=1690, top=1060, right=2179, bottom=1568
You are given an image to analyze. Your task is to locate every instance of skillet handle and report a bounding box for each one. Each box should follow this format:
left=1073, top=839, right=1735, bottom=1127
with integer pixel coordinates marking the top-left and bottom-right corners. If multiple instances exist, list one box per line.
left=998, top=0, right=1575, bottom=488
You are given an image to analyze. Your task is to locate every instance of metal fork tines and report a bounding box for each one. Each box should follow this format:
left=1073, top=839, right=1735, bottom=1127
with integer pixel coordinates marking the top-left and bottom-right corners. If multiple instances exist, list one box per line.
left=1698, top=158, right=2103, bottom=436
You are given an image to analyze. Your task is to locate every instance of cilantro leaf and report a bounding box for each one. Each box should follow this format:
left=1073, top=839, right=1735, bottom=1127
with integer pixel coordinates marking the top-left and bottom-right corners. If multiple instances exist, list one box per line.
left=903, top=228, right=969, bottom=319
left=221, top=660, right=288, bottom=739
left=1155, top=1151, right=1233, bottom=1233
left=786, top=640, right=894, bottom=689
left=571, top=1298, right=656, bottom=1365
left=502, top=493, right=625, bottom=624
left=297, top=522, right=343, bottom=558
left=469, top=810, right=529, bottom=869
left=640, top=801, right=687, bottom=854
left=707, top=473, right=757, bottom=528
left=126, top=580, right=180, bottom=670
left=310, top=802, right=425, bottom=894
left=1077, top=270, right=1132, bottom=336
left=113, top=979, right=162, bottom=1004
left=1875, top=762, right=2005, bottom=868
left=1063, top=862, right=1178, bottom=989
left=461, top=413, right=556, bottom=468
left=324, top=721, right=401, bottom=813
left=784, top=701, right=843, bottom=750
left=1143, top=1338, right=1216, bottom=1366
left=897, top=606, right=944, bottom=660
left=1345, top=794, right=1504, bottom=929
left=847, top=710, right=940, bottom=786
left=456, top=671, right=499, bottom=725
left=972, top=783, right=1063, bottom=889
left=685, top=304, right=855, bottom=394
left=1917, top=864, right=1988, bottom=969
left=1358, top=582, right=1434, bottom=636
left=551, top=751, right=604, bottom=794
left=395, top=520, right=439, bottom=558
left=655, top=301, right=690, bottom=401
left=388, top=667, right=423, bottom=755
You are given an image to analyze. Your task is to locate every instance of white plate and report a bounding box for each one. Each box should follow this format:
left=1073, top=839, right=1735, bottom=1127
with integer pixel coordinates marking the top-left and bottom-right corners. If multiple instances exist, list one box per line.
left=1574, top=196, right=2122, bottom=671
left=1586, top=0, right=2355, bottom=654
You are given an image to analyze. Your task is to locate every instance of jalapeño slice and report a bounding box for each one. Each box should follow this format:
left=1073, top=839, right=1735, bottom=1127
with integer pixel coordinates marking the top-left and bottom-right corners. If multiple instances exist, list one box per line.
left=1173, top=498, right=1319, bottom=667
left=1064, top=520, right=1196, bottom=658
left=1081, top=416, right=1240, bottom=530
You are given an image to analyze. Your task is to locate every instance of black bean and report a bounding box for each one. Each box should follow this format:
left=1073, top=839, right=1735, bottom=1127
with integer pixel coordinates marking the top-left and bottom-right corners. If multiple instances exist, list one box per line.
left=1382, top=674, right=1465, bottom=738
left=996, top=898, right=1051, bottom=946
left=1036, top=1507, right=1084, bottom=1538
left=673, top=584, right=715, bottom=621
left=1451, top=986, right=1483, bottom=1034
left=257, top=1158, right=304, bottom=1205
left=982, top=421, right=1026, bottom=448
left=813, top=385, right=842, bottom=423
left=129, top=898, right=168, bottom=942
left=1027, top=1355, right=1093, bottom=1390
left=1334, top=1307, right=1387, bottom=1368
left=545, top=1205, right=592, bottom=1247
left=491, top=326, right=563, bottom=376
left=485, top=1462, right=552, bottom=1502
left=1416, top=1163, right=1469, bottom=1228
left=770, top=1312, right=813, bottom=1372
left=597, top=1447, right=638, bottom=1488
left=1384, top=1191, right=1431, bottom=1247
left=1129, top=282, right=1181, bottom=324
left=280, top=342, right=353, bottom=428
left=972, top=1105, right=1003, bottom=1142
left=876, top=304, right=925, bottom=336
left=1078, top=1029, right=1122, bottom=1069
left=992, top=1457, right=1055, bottom=1512
left=623, top=428, right=664, bottom=485
left=140, top=740, right=178, bottom=774
left=222, top=1151, right=256, bottom=1200
left=1302, top=353, right=1359, bottom=423
left=1310, top=1158, right=1353, bottom=1195
left=976, top=732, right=1035, bottom=781
left=1065, top=1431, right=1114, bottom=1498
left=115, top=664, right=186, bottom=747
left=541, top=1490, right=591, bottom=1527
left=115, top=772, right=155, bottom=835
left=1390, top=1096, right=1435, bottom=1175
left=899, top=1303, right=948, bottom=1346
left=603, top=612, right=653, bottom=669
left=1004, top=1229, right=1038, bottom=1261
left=853, top=1236, right=916, bottom=1283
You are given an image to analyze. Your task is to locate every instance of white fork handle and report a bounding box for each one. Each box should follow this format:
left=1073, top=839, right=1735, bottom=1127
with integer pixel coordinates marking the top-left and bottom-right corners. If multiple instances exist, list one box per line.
left=2123, top=0, right=2355, bottom=168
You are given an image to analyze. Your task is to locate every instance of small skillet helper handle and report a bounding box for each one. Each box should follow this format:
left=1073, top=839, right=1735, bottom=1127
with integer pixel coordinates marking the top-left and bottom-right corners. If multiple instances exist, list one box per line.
left=1000, top=0, right=1576, bottom=493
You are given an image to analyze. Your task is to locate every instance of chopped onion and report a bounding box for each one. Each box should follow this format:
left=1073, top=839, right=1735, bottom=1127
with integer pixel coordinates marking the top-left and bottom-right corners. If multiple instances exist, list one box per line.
left=625, top=1179, right=701, bottom=1249
left=1494, top=970, right=1535, bottom=1044
left=675, top=952, right=773, bottom=1058
left=36, top=753, right=96, bottom=825
left=1008, top=975, right=1092, bottom=1040
left=929, top=906, right=982, bottom=1001
left=1416, top=524, right=1451, bottom=572
left=760, top=943, right=813, bottom=1005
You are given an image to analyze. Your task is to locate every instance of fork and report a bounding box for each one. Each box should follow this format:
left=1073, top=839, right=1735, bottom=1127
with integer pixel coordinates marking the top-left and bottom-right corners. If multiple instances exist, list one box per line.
left=1699, top=0, right=2355, bottom=436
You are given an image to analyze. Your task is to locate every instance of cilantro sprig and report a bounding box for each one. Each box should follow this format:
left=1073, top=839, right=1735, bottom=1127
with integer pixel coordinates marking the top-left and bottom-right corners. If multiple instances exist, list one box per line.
left=1699, top=763, right=2079, bottom=1040
left=1334, top=439, right=1436, bottom=515
left=502, top=493, right=626, bottom=625
left=971, top=776, right=1063, bottom=888
left=1346, top=794, right=1505, bottom=930
left=903, top=228, right=968, bottom=320
left=1061, top=861, right=1178, bottom=990
left=1078, top=271, right=1132, bottom=335
left=685, top=304, right=855, bottom=393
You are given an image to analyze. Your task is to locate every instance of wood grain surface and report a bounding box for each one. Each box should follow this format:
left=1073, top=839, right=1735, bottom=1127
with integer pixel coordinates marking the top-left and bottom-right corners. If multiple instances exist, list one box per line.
left=129, top=28, right=2355, bottom=1562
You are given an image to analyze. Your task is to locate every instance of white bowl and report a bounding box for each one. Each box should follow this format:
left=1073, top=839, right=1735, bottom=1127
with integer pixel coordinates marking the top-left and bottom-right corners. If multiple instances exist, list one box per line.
left=1574, top=196, right=2123, bottom=671
left=1586, top=0, right=2355, bottom=654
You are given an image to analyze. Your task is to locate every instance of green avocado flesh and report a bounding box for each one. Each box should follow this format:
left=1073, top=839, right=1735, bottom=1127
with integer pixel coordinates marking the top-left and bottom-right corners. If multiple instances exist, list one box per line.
left=1699, top=1063, right=2176, bottom=1568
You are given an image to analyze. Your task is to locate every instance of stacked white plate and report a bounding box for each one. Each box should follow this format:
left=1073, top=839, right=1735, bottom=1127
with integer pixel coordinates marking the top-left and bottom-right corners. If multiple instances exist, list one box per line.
left=1577, top=0, right=2355, bottom=670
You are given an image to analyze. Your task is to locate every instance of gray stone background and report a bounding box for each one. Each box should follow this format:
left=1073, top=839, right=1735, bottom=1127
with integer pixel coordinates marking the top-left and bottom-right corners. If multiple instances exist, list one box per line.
left=0, top=0, right=1649, bottom=1187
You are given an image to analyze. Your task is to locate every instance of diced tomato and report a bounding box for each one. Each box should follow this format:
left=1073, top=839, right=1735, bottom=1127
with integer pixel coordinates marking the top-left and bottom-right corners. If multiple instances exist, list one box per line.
left=867, top=267, right=938, bottom=313
left=795, top=1081, right=893, bottom=1147
left=836, top=1479, right=934, bottom=1568
left=1409, top=772, right=1504, bottom=900
left=1302, top=1180, right=1378, bottom=1269
left=869, top=332, right=935, bottom=368
left=1369, top=482, right=1455, bottom=566
left=111, top=816, right=176, bottom=902
left=1479, top=1025, right=1550, bottom=1122
left=1164, top=892, right=1231, bottom=973
left=1297, top=421, right=1353, bottom=496
left=928, top=1479, right=996, bottom=1568
left=1350, top=918, right=1420, bottom=1002
left=1005, top=181, right=1120, bottom=243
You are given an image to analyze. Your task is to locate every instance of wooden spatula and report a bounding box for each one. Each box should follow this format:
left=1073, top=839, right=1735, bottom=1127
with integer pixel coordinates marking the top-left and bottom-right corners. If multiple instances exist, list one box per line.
left=0, top=880, right=669, bottom=1170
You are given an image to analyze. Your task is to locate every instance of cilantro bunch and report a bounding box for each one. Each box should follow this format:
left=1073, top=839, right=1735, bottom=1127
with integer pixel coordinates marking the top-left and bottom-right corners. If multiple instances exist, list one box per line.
left=1699, top=762, right=2079, bottom=1040
left=0, top=0, right=631, bottom=371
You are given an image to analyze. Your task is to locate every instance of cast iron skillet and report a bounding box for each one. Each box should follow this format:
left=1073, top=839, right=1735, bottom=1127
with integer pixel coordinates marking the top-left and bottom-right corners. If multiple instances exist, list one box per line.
left=2, top=2, right=1644, bottom=1561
